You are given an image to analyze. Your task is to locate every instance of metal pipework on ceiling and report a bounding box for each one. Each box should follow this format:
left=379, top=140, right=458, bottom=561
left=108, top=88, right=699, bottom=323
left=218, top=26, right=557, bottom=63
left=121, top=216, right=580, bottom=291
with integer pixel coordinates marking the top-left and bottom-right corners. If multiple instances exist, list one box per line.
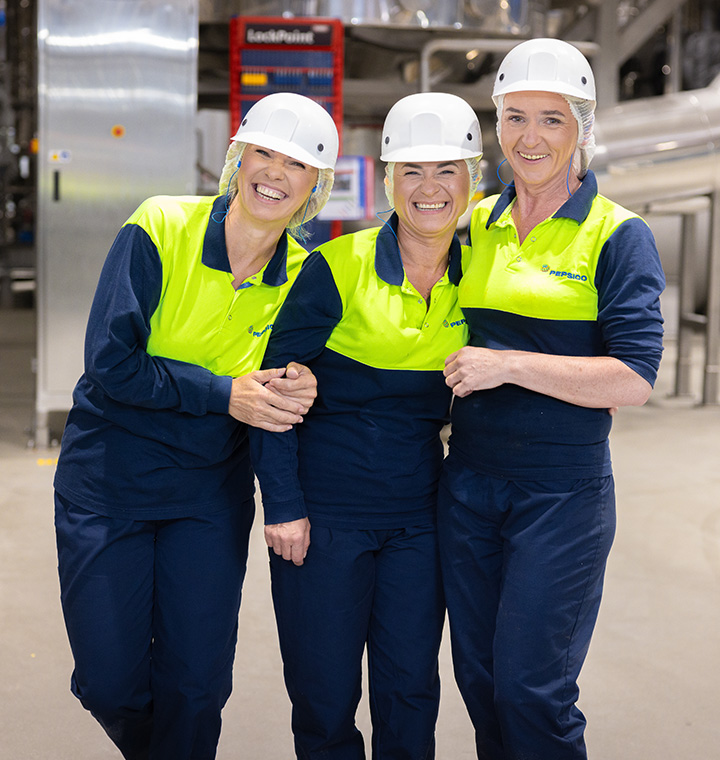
left=592, top=74, right=720, bottom=209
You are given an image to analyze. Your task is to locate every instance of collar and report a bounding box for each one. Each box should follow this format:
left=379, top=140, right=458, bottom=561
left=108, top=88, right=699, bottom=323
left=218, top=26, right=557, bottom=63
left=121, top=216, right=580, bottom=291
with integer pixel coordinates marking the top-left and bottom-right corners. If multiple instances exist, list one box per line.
left=375, top=211, right=463, bottom=287
left=485, top=169, right=599, bottom=229
left=202, top=196, right=290, bottom=286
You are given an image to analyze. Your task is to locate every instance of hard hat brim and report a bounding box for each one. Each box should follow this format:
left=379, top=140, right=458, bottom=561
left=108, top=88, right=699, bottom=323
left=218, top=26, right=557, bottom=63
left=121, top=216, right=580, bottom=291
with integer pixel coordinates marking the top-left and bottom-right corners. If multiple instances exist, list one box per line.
left=232, top=131, right=336, bottom=170
left=380, top=145, right=483, bottom=163
left=493, top=81, right=596, bottom=106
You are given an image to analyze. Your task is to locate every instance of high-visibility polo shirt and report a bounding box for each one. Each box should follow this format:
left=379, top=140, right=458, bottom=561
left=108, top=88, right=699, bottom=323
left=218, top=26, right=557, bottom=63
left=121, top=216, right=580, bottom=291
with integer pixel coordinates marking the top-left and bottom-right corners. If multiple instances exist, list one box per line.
left=54, top=195, right=310, bottom=519
left=250, top=214, right=469, bottom=529
left=449, top=171, right=665, bottom=480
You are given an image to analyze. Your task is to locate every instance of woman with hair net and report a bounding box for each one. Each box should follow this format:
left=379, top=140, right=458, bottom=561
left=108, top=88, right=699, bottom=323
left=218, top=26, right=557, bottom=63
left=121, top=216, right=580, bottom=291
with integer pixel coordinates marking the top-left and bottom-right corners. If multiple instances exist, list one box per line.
left=249, top=92, right=483, bottom=758
left=53, top=92, right=338, bottom=760
left=438, top=38, right=665, bottom=760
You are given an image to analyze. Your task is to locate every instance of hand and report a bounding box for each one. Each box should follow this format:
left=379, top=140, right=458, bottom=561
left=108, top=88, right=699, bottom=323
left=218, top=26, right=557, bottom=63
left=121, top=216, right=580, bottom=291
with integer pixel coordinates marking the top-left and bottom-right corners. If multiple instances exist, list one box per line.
left=265, top=518, right=311, bottom=566
left=228, top=368, right=306, bottom=432
left=444, top=346, right=507, bottom=397
left=265, top=362, right=317, bottom=414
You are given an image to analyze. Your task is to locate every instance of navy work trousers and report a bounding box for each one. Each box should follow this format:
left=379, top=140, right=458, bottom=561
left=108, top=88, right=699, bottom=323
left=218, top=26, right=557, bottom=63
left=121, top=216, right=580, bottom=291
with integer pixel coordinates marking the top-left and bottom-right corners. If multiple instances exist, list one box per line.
left=270, top=523, right=445, bottom=760
left=54, top=493, right=255, bottom=760
left=437, top=455, right=616, bottom=760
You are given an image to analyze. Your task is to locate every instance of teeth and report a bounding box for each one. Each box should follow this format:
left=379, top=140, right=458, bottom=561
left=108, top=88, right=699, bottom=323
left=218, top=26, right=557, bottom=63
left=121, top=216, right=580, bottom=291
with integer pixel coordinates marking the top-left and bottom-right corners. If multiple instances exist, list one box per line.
left=256, top=184, right=284, bottom=200
left=416, top=202, right=447, bottom=209
left=519, top=152, right=547, bottom=160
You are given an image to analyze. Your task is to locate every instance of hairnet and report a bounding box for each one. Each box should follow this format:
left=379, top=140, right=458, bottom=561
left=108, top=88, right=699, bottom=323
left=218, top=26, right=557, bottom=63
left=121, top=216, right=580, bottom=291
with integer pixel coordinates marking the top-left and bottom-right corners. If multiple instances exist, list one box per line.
left=495, top=93, right=596, bottom=178
left=383, top=157, right=482, bottom=208
left=218, top=140, right=335, bottom=239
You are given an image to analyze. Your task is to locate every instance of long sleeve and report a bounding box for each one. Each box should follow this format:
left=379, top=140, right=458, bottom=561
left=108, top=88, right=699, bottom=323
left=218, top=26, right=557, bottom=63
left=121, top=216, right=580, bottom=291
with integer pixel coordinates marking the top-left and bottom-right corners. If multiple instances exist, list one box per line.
left=84, top=223, right=232, bottom=416
left=594, top=217, right=666, bottom=386
left=249, top=252, right=343, bottom=524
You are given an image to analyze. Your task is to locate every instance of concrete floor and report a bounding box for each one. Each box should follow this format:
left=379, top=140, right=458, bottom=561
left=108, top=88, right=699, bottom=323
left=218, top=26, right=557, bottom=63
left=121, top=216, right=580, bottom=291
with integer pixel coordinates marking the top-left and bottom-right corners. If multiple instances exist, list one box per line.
left=1, top=302, right=719, bottom=759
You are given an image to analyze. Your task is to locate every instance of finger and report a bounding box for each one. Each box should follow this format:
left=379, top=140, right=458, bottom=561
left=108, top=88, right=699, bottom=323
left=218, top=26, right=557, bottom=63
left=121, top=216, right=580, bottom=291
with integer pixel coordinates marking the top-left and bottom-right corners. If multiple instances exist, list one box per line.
left=284, top=364, right=300, bottom=380
left=266, top=376, right=315, bottom=396
left=281, top=541, right=294, bottom=562
left=445, top=370, right=460, bottom=388
left=254, top=421, right=294, bottom=433
left=452, top=383, right=472, bottom=398
left=252, top=367, right=286, bottom=384
left=445, top=350, right=460, bottom=367
left=260, top=387, right=305, bottom=415
left=443, top=360, right=457, bottom=378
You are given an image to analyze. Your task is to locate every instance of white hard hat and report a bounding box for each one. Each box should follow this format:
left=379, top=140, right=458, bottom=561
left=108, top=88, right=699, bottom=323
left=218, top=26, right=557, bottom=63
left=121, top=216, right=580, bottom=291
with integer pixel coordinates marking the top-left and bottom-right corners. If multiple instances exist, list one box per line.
left=492, top=38, right=596, bottom=106
left=232, top=92, right=339, bottom=170
left=380, top=92, right=483, bottom=162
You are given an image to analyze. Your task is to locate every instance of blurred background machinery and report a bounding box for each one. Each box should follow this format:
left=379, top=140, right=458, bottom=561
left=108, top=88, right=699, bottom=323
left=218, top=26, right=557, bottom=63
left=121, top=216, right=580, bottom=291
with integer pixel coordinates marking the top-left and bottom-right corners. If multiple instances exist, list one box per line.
left=1, top=0, right=720, bottom=443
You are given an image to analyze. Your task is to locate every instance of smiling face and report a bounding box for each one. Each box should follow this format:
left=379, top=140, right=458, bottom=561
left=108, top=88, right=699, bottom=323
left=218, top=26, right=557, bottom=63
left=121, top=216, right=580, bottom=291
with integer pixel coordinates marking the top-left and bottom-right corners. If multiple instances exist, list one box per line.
left=391, top=160, right=471, bottom=242
left=499, top=90, right=578, bottom=193
left=234, top=144, right=319, bottom=228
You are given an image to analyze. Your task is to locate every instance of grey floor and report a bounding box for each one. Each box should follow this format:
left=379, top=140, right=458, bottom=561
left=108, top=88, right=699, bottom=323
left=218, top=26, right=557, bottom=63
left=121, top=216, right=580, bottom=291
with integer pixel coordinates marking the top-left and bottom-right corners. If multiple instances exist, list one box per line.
left=1, top=301, right=719, bottom=759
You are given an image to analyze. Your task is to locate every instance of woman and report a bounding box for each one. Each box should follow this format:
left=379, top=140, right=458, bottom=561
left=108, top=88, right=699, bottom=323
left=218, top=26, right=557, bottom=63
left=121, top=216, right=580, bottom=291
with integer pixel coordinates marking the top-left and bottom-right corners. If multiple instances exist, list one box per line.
left=249, top=92, right=483, bottom=758
left=53, top=92, right=338, bottom=760
left=438, top=39, right=665, bottom=760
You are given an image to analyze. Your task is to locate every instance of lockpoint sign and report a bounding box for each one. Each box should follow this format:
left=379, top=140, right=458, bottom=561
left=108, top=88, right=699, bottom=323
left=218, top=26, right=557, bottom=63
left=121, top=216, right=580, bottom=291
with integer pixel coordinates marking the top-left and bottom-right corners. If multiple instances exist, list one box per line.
left=244, top=22, right=334, bottom=47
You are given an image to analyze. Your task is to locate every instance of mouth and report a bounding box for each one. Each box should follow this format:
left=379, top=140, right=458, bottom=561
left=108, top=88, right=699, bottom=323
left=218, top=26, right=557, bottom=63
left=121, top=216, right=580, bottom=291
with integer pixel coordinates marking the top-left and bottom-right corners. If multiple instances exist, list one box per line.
left=254, top=183, right=287, bottom=201
left=414, top=201, right=448, bottom=211
left=518, top=151, right=548, bottom=161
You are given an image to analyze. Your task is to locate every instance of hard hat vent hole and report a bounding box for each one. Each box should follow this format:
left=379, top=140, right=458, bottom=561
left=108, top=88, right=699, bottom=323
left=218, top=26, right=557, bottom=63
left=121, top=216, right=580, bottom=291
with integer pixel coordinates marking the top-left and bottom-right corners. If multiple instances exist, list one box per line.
left=499, top=73, right=505, bottom=81
left=581, top=77, right=587, bottom=85
left=467, top=133, right=472, bottom=141
left=317, top=144, right=324, bottom=153
left=241, top=118, right=247, bottom=126
left=385, top=137, right=390, bottom=144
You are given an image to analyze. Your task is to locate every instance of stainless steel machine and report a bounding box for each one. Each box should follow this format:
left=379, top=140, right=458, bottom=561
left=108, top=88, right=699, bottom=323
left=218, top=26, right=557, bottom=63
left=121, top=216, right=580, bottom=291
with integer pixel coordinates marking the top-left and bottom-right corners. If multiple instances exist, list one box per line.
left=35, top=0, right=198, bottom=445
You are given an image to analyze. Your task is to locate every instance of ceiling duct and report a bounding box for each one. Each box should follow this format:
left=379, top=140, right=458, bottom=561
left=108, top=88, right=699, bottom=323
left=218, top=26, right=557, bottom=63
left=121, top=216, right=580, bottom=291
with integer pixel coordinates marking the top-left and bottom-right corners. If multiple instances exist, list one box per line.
left=199, top=0, right=543, bottom=34
left=593, top=74, right=720, bottom=209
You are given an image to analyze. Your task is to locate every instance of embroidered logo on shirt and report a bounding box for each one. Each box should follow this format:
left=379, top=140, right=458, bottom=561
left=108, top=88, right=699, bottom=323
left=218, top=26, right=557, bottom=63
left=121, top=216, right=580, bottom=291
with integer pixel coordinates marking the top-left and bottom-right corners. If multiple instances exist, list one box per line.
left=542, top=264, right=587, bottom=282
left=247, top=323, right=274, bottom=337
left=443, top=318, right=467, bottom=328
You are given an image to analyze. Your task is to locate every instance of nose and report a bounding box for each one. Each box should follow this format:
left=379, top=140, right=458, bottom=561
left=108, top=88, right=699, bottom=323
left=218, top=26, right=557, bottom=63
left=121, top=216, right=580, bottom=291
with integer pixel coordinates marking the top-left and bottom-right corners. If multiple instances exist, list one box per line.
left=420, top=174, right=441, bottom=195
left=521, top=121, right=540, bottom=148
left=265, top=156, right=286, bottom=180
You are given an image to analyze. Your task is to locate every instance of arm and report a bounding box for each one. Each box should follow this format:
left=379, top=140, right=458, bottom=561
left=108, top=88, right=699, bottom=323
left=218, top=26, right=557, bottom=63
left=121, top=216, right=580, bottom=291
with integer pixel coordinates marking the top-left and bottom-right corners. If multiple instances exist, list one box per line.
left=444, top=348, right=651, bottom=407
left=249, top=252, right=343, bottom=564
left=447, top=217, right=665, bottom=409
left=86, top=221, right=309, bottom=430
left=85, top=222, right=234, bottom=416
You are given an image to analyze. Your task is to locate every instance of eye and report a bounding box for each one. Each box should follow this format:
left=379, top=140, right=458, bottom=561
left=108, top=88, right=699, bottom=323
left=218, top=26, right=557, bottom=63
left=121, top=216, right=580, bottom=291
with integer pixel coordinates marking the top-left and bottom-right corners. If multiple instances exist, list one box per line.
left=290, top=160, right=308, bottom=170
left=255, top=148, right=271, bottom=157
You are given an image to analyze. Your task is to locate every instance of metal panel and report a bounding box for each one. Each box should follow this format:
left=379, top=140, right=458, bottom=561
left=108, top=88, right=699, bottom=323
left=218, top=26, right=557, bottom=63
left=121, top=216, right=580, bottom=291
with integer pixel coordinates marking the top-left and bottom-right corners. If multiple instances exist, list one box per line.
left=36, top=0, right=198, bottom=444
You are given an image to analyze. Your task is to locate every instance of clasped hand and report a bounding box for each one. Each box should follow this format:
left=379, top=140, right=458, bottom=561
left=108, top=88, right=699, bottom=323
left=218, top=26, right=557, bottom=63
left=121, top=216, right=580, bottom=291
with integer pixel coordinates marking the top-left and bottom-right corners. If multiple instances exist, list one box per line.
left=444, top=347, right=507, bottom=397
left=228, top=362, right=317, bottom=432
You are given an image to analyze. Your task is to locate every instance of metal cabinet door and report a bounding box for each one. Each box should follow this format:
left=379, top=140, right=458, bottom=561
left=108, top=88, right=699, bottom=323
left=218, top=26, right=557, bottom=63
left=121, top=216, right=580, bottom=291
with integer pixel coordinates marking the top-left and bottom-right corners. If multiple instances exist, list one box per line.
left=36, top=0, right=198, bottom=444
